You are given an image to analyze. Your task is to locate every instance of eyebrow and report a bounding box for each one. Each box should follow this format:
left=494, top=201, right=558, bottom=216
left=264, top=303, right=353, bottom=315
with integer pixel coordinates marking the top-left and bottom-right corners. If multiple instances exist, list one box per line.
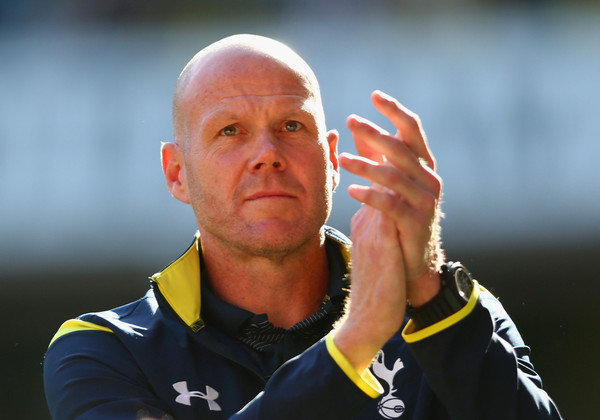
left=200, top=97, right=318, bottom=128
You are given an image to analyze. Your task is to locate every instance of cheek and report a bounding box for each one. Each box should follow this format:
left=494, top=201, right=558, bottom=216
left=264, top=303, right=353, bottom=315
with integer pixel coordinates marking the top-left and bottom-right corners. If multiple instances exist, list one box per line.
left=185, top=150, right=243, bottom=201
left=296, top=146, right=332, bottom=193
left=183, top=155, right=215, bottom=199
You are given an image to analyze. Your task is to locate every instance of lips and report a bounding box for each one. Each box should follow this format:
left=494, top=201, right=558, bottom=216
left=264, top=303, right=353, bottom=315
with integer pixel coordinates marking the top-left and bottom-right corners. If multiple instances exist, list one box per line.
left=245, top=190, right=296, bottom=201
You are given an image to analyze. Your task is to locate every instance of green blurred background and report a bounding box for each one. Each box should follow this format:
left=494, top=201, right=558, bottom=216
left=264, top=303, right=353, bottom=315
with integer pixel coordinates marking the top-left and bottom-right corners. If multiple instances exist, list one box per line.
left=2, top=1, right=599, bottom=418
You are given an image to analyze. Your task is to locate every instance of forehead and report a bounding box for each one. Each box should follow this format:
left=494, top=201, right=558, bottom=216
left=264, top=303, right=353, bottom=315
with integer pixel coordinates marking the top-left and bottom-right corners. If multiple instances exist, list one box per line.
left=182, top=49, right=319, bottom=114
left=205, top=94, right=317, bottom=120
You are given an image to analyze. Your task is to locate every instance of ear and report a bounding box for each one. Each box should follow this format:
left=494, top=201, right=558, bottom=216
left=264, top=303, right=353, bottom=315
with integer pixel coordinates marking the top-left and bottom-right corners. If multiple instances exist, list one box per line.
left=161, top=142, right=191, bottom=204
left=326, top=129, right=340, bottom=191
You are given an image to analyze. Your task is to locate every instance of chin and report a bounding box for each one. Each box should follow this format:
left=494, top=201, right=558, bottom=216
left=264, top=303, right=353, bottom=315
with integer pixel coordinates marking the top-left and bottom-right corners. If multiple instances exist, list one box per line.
left=239, top=219, right=323, bottom=256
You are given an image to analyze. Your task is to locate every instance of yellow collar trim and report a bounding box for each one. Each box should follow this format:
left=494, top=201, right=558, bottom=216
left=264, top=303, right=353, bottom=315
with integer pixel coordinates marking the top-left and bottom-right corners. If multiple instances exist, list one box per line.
left=151, top=232, right=203, bottom=329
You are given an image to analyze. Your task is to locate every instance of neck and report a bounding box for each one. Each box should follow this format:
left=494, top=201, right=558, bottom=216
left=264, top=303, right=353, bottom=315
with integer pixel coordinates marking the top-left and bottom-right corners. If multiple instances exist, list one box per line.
left=200, top=232, right=330, bottom=329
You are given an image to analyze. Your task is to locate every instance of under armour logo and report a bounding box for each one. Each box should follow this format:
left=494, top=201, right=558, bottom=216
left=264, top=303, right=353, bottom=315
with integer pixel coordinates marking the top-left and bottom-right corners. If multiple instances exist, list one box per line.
left=371, top=351, right=405, bottom=418
left=172, top=381, right=221, bottom=411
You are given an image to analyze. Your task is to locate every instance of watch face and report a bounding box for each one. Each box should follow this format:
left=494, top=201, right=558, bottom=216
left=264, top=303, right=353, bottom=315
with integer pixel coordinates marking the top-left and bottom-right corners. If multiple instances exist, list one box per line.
left=454, top=268, right=473, bottom=302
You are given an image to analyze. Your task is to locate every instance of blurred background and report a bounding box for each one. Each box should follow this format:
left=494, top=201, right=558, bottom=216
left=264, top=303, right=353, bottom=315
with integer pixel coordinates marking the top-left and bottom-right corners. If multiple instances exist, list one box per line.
left=2, top=0, right=599, bottom=418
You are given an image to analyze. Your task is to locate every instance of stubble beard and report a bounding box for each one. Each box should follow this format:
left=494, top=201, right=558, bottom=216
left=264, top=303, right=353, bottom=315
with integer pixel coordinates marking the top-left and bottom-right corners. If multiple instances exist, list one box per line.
left=195, top=194, right=332, bottom=265
left=201, top=211, right=329, bottom=265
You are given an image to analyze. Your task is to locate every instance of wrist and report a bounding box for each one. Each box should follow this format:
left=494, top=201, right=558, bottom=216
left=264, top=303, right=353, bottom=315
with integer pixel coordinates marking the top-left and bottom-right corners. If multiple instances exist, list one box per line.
left=333, top=316, right=389, bottom=373
left=406, top=262, right=475, bottom=330
left=407, top=269, right=442, bottom=308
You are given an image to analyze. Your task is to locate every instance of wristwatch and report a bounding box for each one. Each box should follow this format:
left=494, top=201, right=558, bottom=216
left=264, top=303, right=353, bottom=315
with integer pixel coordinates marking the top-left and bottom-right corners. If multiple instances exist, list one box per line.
left=406, top=261, right=474, bottom=330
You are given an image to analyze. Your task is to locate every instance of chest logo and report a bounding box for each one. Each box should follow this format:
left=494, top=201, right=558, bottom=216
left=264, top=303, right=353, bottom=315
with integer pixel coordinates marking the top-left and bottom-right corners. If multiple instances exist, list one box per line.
left=371, top=350, right=405, bottom=418
left=172, top=381, right=222, bottom=411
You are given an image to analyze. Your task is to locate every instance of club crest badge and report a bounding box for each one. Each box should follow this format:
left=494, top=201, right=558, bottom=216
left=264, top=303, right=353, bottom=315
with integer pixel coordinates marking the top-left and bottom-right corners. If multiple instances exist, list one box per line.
left=371, top=350, right=406, bottom=418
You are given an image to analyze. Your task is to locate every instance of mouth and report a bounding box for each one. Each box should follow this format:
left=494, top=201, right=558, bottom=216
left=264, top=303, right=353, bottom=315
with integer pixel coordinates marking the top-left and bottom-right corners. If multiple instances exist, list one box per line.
left=245, top=191, right=296, bottom=201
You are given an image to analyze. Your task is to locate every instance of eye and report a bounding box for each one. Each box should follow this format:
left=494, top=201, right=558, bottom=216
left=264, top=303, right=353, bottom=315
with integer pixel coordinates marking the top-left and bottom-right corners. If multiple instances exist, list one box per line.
left=219, top=125, right=238, bottom=136
left=283, top=120, right=302, bottom=132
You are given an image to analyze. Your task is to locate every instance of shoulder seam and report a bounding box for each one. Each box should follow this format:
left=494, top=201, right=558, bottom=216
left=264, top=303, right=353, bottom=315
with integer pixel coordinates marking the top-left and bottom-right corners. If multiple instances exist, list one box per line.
left=48, top=319, right=113, bottom=348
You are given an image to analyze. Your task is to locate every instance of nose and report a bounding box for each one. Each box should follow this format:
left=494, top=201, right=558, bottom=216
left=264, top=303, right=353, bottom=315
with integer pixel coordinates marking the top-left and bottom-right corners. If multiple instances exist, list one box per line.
left=249, top=131, right=286, bottom=172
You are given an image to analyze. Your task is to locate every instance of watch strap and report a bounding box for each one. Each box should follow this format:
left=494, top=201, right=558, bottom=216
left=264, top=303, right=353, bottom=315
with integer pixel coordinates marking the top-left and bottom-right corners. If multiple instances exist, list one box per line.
left=406, top=262, right=472, bottom=330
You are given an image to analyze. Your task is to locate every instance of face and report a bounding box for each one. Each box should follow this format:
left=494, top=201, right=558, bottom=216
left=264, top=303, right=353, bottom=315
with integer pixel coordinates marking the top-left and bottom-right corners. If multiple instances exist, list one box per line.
left=165, top=49, right=339, bottom=259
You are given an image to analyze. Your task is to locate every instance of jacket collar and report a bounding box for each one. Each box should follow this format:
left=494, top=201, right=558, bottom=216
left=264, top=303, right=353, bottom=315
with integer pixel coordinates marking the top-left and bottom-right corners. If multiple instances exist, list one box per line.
left=150, top=226, right=352, bottom=331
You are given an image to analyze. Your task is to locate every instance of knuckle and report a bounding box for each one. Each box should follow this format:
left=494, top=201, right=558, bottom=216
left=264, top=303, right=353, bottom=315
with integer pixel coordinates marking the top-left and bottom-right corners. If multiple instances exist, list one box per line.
left=380, top=192, right=397, bottom=210
left=423, top=193, right=437, bottom=209
left=384, top=166, right=403, bottom=185
left=404, top=111, right=422, bottom=131
left=417, top=192, right=438, bottom=214
left=422, top=167, right=442, bottom=196
left=430, top=172, right=443, bottom=195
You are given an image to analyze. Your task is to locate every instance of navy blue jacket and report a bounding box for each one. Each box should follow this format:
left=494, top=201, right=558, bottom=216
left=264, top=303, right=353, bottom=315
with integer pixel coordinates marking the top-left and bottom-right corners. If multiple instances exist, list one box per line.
left=44, top=228, right=562, bottom=419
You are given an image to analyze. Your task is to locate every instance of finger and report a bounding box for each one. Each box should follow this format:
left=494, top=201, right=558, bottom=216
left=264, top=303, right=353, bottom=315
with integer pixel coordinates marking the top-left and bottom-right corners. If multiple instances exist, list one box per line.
left=341, top=115, right=442, bottom=198
left=339, top=152, right=385, bottom=192
left=340, top=153, right=441, bottom=207
left=371, top=90, right=436, bottom=171
left=340, top=153, right=414, bottom=200
left=347, top=185, right=411, bottom=224
left=349, top=183, right=440, bottom=282
left=347, top=179, right=438, bottom=226
left=351, top=202, right=397, bottom=244
left=345, top=114, right=427, bottom=186
left=346, top=114, right=387, bottom=164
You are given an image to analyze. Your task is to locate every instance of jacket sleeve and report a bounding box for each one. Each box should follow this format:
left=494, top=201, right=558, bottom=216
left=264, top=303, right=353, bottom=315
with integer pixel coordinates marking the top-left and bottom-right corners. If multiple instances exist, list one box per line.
left=44, top=328, right=174, bottom=420
left=403, top=284, right=563, bottom=420
left=230, top=336, right=380, bottom=420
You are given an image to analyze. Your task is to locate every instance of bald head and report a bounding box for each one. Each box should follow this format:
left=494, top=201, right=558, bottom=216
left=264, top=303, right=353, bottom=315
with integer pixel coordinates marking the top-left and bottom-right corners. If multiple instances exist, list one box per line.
left=172, top=34, right=325, bottom=147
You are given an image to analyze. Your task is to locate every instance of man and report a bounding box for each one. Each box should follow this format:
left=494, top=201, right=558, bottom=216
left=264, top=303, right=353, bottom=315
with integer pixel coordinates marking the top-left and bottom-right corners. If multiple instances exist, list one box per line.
left=44, top=34, right=563, bottom=419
